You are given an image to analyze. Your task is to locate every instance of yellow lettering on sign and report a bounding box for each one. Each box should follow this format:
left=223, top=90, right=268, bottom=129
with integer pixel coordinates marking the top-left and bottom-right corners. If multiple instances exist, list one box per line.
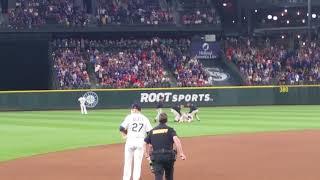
left=153, top=129, right=168, bottom=134
left=279, top=86, right=289, bottom=93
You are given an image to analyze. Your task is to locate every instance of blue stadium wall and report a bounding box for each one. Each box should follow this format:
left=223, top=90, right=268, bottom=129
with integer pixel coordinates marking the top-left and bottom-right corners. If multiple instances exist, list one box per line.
left=0, top=85, right=319, bottom=111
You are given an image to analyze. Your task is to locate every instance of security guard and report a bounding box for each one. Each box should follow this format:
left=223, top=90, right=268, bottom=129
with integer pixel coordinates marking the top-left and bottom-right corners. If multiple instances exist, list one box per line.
left=144, top=113, right=187, bottom=180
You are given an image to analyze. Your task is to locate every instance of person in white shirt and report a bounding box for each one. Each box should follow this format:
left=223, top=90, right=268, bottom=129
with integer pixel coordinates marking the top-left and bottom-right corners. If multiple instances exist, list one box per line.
left=78, top=96, right=87, bottom=114
left=119, top=104, right=152, bottom=180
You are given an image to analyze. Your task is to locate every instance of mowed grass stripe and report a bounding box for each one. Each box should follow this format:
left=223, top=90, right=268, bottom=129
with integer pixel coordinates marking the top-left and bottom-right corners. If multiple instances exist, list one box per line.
left=2, top=114, right=319, bottom=130
left=1, top=105, right=320, bottom=162
left=207, top=110, right=320, bottom=115
left=200, top=114, right=320, bottom=120
left=212, top=108, right=320, bottom=112
left=0, top=113, right=125, bottom=119
left=0, top=117, right=122, bottom=125
left=6, top=116, right=318, bottom=129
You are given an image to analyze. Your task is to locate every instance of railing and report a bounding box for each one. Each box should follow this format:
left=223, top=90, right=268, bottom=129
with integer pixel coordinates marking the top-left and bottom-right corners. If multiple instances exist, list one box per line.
left=0, top=23, right=222, bottom=33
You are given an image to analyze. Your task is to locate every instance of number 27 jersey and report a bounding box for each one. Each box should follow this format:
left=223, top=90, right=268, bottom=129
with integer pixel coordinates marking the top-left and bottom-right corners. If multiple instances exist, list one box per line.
left=121, top=113, right=152, bottom=144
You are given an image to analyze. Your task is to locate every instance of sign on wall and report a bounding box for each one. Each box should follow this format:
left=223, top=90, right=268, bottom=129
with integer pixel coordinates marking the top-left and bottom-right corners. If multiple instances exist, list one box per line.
left=191, top=41, right=221, bottom=60
left=140, top=92, right=214, bottom=103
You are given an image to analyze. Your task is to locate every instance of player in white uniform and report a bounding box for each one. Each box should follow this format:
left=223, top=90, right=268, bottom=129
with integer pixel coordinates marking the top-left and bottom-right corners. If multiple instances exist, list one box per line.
left=78, top=96, right=87, bottom=114
left=120, top=104, right=152, bottom=180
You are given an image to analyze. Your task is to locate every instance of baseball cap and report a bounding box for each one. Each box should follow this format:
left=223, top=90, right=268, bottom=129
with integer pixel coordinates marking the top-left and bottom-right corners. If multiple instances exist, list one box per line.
left=131, top=103, right=141, bottom=111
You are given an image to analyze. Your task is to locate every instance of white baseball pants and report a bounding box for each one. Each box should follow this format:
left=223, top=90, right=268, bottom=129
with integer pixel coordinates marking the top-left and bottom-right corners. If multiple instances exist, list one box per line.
left=123, top=143, right=144, bottom=180
left=80, top=104, right=87, bottom=114
left=170, top=109, right=181, bottom=122
left=188, top=109, right=199, bottom=121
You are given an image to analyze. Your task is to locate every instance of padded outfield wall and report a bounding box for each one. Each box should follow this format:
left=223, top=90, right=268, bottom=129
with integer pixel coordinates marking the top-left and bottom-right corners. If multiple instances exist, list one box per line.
left=0, top=85, right=319, bottom=111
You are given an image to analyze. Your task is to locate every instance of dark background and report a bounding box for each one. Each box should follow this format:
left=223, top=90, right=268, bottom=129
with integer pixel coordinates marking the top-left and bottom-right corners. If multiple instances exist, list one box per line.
left=0, top=37, right=51, bottom=90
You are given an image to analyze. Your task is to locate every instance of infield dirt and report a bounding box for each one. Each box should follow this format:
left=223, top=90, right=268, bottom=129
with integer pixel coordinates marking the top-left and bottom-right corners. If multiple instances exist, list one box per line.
left=1, top=131, right=320, bottom=180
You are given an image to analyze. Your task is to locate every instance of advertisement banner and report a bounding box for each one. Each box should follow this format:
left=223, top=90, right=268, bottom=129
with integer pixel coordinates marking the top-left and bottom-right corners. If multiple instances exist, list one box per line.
left=191, top=41, right=221, bottom=60
left=140, top=92, right=213, bottom=103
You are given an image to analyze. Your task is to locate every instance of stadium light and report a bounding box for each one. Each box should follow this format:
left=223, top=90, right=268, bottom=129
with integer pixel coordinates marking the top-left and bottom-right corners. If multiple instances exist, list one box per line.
left=267, top=15, right=273, bottom=20
left=232, top=20, right=235, bottom=23
left=297, top=35, right=301, bottom=39
left=297, top=11, right=300, bottom=16
left=303, top=42, right=306, bottom=46
left=281, top=13, right=285, bottom=16
left=286, top=20, right=290, bottom=24
left=243, top=16, right=246, bottom=20
left=302, top=19, right=306, bottom=23
left=284, top=9, right=288, bottom=13
left=223, top=3, right=227, bottom=7
left=281, top=35, right=285, bottom=39
left=273, top=16, right=278, bottom=21
left=307, top=13, right=309, bottom=16
left=255, top=9, right=258, bottom=13
left=312, top=14, right=317, bottom=18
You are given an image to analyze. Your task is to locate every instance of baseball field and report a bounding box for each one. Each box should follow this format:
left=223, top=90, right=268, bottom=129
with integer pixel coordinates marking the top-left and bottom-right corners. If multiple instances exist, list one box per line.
left=1, top=105, right=320, bottom=180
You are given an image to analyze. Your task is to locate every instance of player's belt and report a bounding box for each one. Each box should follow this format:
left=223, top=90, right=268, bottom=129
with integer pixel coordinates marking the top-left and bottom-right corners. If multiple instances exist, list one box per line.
left=152, top=149, right=174, bottom=154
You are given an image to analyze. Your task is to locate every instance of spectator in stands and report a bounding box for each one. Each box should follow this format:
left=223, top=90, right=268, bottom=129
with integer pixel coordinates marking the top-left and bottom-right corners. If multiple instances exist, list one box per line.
left=52, top=39, right=91, bottom=89
left=179, top=0, right=220, bottom=25
left=8, top=0, right=45, bottom=29
left=8, top=0, right=89, bottom=29
left=225, top=37, right=320, bottom=85
left=181, top=8, right=220, bottom=25
left=96, top=0, right=174, bottom=25
left=45, top=0, right=89, bottom=27
left=52, top=37, right=209, bottom=89
left=6, top=0, right=221, bottom=28
left=157, top=38, right=209, bottom=87
left=225, top=37, right=286, bottom=85
left=280, top=41, right=320, bottom=85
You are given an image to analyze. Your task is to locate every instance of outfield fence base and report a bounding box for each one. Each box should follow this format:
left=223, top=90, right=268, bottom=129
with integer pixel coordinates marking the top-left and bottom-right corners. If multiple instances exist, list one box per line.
left=0, top=85, right=319, bottom=111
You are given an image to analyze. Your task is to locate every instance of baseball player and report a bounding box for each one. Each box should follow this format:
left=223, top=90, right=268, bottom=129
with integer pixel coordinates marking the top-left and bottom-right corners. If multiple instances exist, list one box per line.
left=187, top=103, right=200, bottom=121
left=170, top=104, right=182, bottom=122
left=154, top=97, right=164, bottom=122
left=179, top=113, right=192, bottom=123
left=78, top=96, right=87, bottom=114
left=119, top=104, right=153, bottom=180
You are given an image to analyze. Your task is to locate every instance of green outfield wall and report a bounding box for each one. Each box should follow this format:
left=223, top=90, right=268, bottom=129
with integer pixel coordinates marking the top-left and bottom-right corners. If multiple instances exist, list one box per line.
left=0, top=85, right=319, bottom=111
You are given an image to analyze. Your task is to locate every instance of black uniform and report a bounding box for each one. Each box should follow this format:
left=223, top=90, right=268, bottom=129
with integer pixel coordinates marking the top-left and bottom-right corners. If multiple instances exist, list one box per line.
left=171, top=105, right=181, bottom=115
left=156, top=101, right=164, bottom=109
left=189, top=104, right=198, bottom=113
left=144, top=124, right=177, bottom=180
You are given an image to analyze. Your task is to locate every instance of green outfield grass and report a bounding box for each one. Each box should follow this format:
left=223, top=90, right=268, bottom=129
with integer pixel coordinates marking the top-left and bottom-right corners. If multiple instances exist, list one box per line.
left=0, top=105, right=320, bottom=162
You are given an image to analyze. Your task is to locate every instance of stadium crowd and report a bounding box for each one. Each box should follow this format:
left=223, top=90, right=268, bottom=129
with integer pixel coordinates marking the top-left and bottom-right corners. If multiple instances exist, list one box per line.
left=96, top=0, right=174, bottom=25
left=52, top=42, right=91, bottom=89
left=225, top=37, right=320, bottom=85
left=51, top=37, right=209, bottom=89
left=8, top=0, right=45, bottom=28
left=279, top=41, right=320, bottom=85
left=86, top=39, right=171, bottom=88
left=5, top=0, right=221, bottom=28
left=157, top=38, right=209, bottom=86
left=225, top=37, right=286, bottom=85
left=45, top=0, right=89, bottom=27
left=179, top=0, right=220, bottom=25
left=8, top=0, right=89, bottom=29
left=181, top=8, right=220, bottom=25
